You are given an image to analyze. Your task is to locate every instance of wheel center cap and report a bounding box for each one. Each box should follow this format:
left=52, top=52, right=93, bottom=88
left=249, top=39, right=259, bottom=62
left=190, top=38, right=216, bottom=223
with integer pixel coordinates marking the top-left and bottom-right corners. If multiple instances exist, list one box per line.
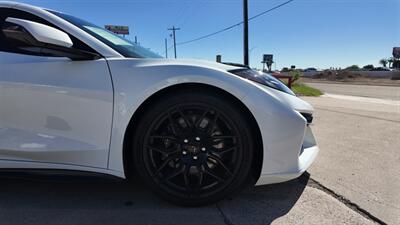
left=186, top=145, right=199, bottom=154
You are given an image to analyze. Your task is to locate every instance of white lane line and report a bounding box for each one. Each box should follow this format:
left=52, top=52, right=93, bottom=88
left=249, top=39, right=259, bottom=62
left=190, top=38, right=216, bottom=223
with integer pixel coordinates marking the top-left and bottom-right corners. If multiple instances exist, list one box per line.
left=322, top=93, right=400, bottom=106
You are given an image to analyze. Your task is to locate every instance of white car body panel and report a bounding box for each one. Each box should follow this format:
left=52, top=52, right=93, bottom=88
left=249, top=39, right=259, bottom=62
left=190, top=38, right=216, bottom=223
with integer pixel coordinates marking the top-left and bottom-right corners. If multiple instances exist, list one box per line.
left=0, top=1, right=319, bottom=185
left=0, top=52, right=113, bottom=169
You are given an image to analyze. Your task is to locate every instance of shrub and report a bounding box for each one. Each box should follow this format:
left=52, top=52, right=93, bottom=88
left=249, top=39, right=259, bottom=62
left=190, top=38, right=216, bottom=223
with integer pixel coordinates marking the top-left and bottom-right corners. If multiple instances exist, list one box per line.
left=289, top=70, right=303, bottom=83
left=281, top=67, right=290, bottom=72
left=363, top=64, right=374, bottom=70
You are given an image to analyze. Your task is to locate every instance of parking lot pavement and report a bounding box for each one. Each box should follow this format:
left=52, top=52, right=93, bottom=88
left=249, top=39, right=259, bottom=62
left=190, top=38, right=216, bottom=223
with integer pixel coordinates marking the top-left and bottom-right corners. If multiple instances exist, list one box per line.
left=303, top=95, right=400, bottom=225
left=0, top=172, right=374, bottom=225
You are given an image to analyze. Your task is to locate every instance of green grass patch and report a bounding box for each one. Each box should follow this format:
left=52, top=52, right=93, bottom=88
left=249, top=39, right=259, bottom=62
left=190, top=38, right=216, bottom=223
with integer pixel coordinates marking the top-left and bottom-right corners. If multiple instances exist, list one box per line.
left=291, top=83, right=323, bottom=96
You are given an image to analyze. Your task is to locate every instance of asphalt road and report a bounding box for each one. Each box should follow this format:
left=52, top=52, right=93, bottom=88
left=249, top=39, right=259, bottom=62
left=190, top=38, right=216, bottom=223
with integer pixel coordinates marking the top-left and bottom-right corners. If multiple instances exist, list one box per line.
left=303, top=82, right=400, bottom=224
left=0, top=172, right=373, bottom=225
left=303, top=94, right=400, bottom=225
left=0, top=83, right=398, bottom=225
left=305, top=82, right=400, bottom=100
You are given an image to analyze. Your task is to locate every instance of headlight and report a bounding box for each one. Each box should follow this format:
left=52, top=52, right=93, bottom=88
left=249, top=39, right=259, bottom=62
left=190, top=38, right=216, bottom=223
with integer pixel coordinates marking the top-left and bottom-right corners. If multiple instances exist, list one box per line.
left=229, top=69, right=295, bottom=96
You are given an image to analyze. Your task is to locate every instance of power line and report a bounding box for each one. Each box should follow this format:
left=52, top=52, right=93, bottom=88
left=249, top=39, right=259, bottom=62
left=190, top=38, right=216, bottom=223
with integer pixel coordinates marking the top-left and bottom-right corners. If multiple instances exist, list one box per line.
left=248, top=0, right=294, bottom=21
left=177, top=0, right=294, bottom=46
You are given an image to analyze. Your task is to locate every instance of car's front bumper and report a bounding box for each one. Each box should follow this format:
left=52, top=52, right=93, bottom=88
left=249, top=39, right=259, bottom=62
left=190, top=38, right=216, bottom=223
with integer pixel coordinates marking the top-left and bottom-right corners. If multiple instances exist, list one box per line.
left=229, top=80, right=320, bottom=186
left=255, top=126, right=319, bottom=185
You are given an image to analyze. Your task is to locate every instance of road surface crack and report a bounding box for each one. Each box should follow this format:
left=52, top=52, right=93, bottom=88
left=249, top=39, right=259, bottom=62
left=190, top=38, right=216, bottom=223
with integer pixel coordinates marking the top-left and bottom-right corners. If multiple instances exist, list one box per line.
left=315, top=107, right=400, bottom=123
left=307, top=178, right=388, bottom=225
left=216, top=203, right=235, bottom=225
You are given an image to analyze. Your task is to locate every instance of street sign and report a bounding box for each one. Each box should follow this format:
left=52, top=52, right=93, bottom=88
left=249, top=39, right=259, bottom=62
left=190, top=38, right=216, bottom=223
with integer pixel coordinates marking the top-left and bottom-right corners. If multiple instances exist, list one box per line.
left=393, top=47, right=400, bottom=59
left=105, top=25, right=129, bottom=35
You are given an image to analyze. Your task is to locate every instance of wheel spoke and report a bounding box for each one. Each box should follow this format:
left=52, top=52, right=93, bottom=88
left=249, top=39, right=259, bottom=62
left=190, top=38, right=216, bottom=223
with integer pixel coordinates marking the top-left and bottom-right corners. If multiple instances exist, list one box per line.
left=211, top=146, right=236, bottom=155
left=195, top=109, right=209, bottom=128
left=167, top=111, right=179, bottom=135
left=177, top=107, right=192, bottom=128
left=146, top=145, right=180, bottom=156
left=219, top=147, right=236, bottom=155
left=183, top=165, right=191, bottom=191
left=211, top=135, right=238, bottom=140
left=161, top=166, right=184, bottom=182
left=196, top=165, right=204, bottom=187
left=204, top=164, right=225, bottom=182
left=146, top=145, right=167, bottom=154
left=207, top=112, right=219, bottom=135
left=149, top=135, right=178, bottom=141
left=208, top=154, right=233, bottom=176
left=152, top=155, right=178, bottom=177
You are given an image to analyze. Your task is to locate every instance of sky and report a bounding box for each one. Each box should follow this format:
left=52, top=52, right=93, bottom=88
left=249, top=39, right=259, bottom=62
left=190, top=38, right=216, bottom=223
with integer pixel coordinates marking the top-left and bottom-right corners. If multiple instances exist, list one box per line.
left=12, top=0, right=400, bottom=69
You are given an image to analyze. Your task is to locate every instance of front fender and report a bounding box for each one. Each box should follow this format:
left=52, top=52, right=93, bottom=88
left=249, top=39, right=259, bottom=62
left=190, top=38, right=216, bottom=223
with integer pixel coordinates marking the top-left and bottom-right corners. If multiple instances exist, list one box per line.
left=106, top=58, right=260, bottom=175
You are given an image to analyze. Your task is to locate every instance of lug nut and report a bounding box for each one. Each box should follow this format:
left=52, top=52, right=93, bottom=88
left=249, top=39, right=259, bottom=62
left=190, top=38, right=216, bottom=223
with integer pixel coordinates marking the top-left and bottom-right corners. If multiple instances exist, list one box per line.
left=195, top=137, right=201, bottom=141
left=193, top=156, right=198, bottom=160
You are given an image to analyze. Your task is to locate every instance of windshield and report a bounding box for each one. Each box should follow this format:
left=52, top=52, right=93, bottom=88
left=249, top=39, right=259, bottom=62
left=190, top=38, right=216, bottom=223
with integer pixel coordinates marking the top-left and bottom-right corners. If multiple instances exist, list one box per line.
left=49, top=11, right=162, bottom=58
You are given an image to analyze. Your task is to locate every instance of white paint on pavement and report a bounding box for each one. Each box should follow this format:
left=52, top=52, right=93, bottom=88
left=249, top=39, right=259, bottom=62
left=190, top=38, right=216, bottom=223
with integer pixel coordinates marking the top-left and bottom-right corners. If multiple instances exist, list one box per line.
left=323, top=93, right=400, bottom=106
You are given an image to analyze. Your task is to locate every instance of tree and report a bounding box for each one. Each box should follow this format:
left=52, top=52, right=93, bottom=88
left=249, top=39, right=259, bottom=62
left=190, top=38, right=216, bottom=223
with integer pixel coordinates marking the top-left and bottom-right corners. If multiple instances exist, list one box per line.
left=289, top=70, right=302, bottom=83
left=363, top=64, right=374, bottom=70
left=379, top=59, right=388, bottom=67
left=388, top=57, right=394, bottom=68
left=345, top=65, right=360, bottom=70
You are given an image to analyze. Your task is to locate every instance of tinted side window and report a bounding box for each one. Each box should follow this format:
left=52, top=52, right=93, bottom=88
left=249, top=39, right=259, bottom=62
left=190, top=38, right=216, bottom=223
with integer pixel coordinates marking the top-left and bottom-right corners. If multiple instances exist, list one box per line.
left=0, top=8, right=97, bottom=56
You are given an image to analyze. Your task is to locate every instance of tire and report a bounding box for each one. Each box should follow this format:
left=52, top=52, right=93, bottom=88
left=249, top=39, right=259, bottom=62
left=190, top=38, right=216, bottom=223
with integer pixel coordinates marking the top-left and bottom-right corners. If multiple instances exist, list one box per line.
left=131, top=89, right=254, bottom=206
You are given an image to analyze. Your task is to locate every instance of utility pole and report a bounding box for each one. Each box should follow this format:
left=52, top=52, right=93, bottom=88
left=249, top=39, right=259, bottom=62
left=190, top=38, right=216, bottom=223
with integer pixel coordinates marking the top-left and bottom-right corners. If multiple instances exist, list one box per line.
left=165, top=38, right=168, bottom=58
left=243, top=0, right=249, bottom=66
left=168, top=26, right=180, bottom=59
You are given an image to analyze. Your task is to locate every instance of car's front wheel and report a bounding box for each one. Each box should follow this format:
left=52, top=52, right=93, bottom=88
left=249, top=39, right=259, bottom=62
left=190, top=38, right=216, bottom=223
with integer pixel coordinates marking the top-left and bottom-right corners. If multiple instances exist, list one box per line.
left=131, top=89, right=255, bottom=205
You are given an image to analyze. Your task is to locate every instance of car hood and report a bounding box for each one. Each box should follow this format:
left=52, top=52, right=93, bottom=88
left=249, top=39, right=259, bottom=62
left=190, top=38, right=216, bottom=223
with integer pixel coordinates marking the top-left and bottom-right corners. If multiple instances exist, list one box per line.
left=110, top=58, right=314, bottom=114
left=122, top=58, right=243, bottom=72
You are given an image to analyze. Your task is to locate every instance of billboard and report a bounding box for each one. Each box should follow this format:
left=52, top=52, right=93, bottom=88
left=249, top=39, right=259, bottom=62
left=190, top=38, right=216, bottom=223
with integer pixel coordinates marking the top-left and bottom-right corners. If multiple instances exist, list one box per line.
left=393, top=47, right=400, bottom=58
left=262, top=54, right=273, bottom=63
left=105, top=25, right=129, bottom=35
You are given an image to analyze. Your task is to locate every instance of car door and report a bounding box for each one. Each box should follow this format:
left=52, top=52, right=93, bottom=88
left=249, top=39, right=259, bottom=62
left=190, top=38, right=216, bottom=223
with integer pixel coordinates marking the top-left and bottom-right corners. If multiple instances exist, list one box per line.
left=0, top=8, right=114, bottom=168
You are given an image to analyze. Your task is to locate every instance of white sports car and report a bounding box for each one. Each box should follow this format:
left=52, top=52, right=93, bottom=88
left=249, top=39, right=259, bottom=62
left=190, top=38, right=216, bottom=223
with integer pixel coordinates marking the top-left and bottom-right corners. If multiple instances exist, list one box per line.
left=0, top=2, right=319, bottom=205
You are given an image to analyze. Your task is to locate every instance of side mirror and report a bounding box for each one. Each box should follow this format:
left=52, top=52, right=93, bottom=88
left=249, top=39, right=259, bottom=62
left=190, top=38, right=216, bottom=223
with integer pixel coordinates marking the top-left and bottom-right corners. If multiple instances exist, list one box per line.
left=2, top=17, right=100, bottom=60
left=4, top=17, right=73, bottom=48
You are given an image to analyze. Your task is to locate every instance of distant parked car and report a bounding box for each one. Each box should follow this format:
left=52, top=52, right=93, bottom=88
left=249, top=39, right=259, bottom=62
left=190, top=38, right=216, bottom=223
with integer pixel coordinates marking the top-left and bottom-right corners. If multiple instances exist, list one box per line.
left=304, top=68, right=318, bottom=72
left=372, top=67, right=391, bottom=71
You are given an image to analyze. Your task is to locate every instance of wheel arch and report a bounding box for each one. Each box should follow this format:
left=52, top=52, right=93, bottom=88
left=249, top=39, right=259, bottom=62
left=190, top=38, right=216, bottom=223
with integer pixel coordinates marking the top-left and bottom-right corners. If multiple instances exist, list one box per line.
left=122, top=82, right=263, bottom=184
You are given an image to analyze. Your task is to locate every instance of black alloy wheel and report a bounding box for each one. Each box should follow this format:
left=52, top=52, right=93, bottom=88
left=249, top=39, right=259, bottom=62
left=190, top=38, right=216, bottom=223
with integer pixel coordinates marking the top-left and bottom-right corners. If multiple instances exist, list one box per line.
left=132, top=89, right=255, bottom=205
